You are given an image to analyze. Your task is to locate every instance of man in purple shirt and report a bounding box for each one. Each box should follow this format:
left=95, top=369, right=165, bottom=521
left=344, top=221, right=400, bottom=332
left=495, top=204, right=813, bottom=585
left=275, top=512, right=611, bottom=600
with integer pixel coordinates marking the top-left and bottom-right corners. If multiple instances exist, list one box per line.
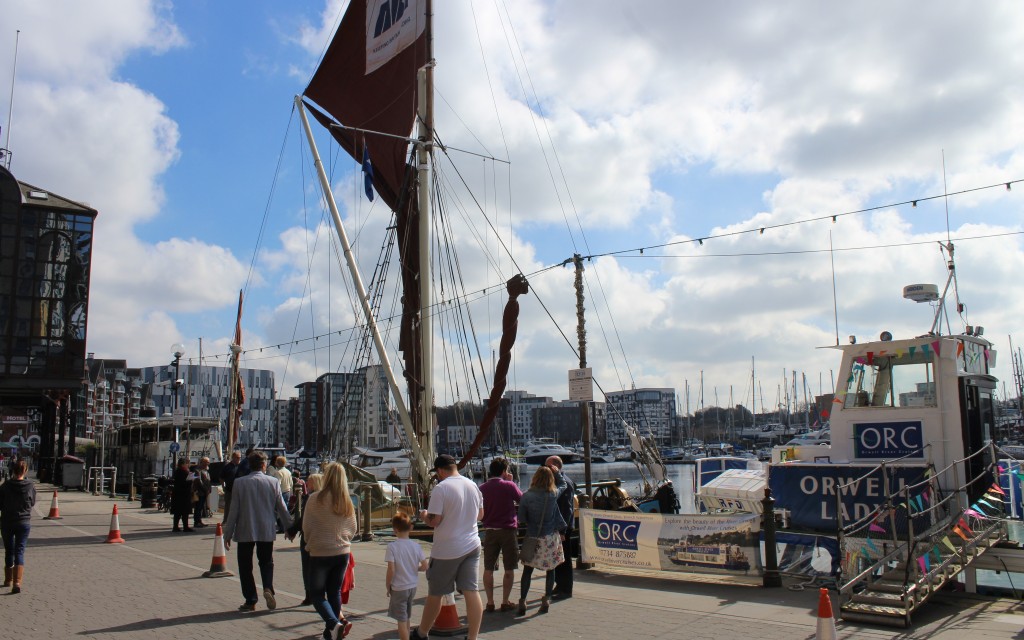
left=479, top=457, right=523, bottom=612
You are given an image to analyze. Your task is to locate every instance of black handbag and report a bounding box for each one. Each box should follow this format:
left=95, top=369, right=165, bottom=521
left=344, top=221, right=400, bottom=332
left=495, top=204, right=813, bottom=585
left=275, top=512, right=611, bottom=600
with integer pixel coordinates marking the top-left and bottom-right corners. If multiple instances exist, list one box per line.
left=520, top=536, right=540, bottom=563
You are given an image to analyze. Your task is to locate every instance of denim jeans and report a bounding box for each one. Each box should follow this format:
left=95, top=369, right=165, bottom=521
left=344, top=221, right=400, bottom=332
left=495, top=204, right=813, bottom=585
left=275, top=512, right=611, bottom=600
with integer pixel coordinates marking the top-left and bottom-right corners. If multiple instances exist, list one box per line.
left=237, top=541, right=275, bottom=604
left=309, top=553, right=350, bottom=629
left=2, top=522, right=30, bottom=566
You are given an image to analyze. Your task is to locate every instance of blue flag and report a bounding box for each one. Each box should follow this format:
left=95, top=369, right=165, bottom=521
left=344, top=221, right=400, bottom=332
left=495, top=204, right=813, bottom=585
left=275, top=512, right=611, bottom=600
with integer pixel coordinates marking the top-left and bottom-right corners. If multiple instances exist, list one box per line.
left=362, top=146, right=375, bottom=202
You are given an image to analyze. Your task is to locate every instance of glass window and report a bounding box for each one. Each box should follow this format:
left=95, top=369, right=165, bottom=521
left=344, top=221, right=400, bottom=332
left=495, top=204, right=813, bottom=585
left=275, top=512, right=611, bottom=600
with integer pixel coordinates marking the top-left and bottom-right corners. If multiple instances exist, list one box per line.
left=844, top=352, right=936, bottom=408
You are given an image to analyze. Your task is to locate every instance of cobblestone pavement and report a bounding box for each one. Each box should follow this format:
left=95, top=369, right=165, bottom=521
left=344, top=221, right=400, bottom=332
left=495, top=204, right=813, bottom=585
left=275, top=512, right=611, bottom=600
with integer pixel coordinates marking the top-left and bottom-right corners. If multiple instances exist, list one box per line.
left=6, top=483, right=1024, bottom=639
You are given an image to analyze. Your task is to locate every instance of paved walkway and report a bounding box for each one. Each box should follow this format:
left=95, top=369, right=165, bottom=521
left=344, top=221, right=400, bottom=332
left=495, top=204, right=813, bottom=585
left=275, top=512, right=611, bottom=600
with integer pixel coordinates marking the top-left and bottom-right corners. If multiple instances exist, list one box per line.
left=5, top=483, right=1024, bottom=639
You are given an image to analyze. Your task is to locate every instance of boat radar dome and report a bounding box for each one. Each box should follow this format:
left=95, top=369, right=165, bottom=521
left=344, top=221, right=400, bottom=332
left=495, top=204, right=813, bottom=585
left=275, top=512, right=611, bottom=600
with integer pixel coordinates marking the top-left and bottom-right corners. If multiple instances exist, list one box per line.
left=902, top=283, right=939, bottom=303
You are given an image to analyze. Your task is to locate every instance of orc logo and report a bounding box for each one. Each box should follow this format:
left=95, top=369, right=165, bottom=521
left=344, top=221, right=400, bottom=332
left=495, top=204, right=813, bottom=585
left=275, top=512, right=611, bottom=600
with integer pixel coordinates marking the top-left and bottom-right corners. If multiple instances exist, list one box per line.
left=592, top=517, right=640, bottom=550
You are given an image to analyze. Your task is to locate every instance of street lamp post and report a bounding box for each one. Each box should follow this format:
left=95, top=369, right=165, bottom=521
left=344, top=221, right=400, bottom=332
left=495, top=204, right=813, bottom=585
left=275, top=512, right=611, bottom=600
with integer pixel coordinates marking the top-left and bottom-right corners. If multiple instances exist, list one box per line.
left=97, top=379, right=109, bottom=493
left=171, top=343, right=186, bottom=446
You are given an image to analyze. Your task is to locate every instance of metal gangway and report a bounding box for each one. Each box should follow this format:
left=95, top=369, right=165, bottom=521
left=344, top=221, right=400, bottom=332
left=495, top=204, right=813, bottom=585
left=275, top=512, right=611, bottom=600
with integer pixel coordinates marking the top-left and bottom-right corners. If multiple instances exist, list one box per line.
left=836, top=443, right=1008, bottom=628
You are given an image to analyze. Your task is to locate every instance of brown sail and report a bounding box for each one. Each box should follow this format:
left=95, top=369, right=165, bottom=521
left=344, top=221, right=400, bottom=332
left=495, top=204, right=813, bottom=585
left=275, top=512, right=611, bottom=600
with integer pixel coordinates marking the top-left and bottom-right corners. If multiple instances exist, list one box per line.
left=302, top=0, right=431, bottom=439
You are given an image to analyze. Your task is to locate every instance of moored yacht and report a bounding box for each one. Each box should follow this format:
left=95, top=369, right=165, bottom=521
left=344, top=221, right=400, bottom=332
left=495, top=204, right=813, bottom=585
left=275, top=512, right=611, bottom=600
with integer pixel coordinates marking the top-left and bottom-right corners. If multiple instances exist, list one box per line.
left=522, top=440, right=578, bottom=464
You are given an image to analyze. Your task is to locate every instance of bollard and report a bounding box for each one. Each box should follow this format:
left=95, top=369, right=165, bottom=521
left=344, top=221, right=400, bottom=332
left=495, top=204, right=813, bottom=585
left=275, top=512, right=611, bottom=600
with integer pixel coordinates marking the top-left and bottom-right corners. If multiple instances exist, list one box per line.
left=361, top=484, right=373, bottom=541
left=128, top=471, right=136, bottom=502
left=761, top=487, right=782, bottom=588
left=92, top=468, right=100, bottom=496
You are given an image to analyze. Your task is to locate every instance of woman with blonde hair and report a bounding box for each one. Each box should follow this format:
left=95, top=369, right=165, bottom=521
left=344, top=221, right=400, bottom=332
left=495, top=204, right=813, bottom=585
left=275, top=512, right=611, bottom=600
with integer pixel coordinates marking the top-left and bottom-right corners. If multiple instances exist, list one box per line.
left=303, top=463, right=358, bottom=639
left=287, top=472, right=323, bottom=605
left=516, top=465, right=566, bottom=616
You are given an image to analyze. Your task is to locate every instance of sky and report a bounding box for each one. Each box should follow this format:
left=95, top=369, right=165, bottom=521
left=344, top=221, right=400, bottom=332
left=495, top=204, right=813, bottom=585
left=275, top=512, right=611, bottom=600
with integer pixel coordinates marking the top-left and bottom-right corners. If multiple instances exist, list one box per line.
left=2, top=1, right=1023, bottom=415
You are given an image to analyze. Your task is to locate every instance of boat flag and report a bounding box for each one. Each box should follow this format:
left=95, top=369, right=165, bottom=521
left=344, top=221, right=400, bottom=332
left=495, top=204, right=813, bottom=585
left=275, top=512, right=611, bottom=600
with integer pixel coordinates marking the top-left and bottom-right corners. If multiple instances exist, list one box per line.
left=958, top=518, right=974, bottom=536
left=941, top=536, right=957, bottom=553
left=932, top=546, right=942, bottom=563
left=952, top=526, right=968, bottom=541
left=989, top=482, right=1006, bottom=496
left=362, top=145, right=375, bottom=202
left=865, top=538, right=878, bottom=554
left=869, top=522, right=886, bottom=534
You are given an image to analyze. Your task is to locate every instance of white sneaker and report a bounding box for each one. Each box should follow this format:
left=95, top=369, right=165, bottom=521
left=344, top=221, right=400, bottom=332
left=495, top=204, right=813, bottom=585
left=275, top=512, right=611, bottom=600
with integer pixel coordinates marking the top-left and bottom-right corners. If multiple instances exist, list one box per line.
left=263, top=588, right=276, bottom=610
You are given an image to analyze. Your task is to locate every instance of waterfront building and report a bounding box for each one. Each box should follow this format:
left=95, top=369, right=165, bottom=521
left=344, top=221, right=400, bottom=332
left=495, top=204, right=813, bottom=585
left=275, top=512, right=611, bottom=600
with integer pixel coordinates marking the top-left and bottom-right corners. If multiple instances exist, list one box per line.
left=604, top=387, right=677, bottom=446
left=139, top=362, right=276, bottom=448
left=0, top=166, right=98, bottom=480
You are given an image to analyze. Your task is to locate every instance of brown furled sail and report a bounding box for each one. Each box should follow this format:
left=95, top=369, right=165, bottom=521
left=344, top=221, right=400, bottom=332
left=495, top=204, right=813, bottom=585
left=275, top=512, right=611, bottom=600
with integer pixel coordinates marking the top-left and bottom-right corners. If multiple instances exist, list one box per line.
left=302, top=0, right=431, bottom=445
left=302, top=0, right=429, bottom=212
left=458, top=274, right=530, bottom=470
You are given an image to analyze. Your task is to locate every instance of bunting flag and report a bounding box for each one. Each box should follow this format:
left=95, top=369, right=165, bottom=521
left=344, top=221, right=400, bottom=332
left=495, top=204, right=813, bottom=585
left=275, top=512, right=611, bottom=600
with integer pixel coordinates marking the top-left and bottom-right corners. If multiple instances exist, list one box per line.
left=917, top=556, right=926, bottom=573
left=989, top=482, right=1006, bottom=496
left=909, top=345, right=917, bottom=357
left=921, top=344, right=932, bottom=357
left=921, top=488, right=931, bottom=504
left=984, top=347, right=991, bottom=362
left=963, top=507, right=984, bottom=519
left=1016, top=472, right=1024, bottom=483
left=931, top=340, right=941, bottom=356
left=958, top=518, right=974, bottom=537
left=973, top=500, right=997, bottom=516
left=953, top=526, right=969, bottom=541
left=924, top=467, right=934, bottom=478
left=924, top=554, right=931, bottom=572
left=854, top=356, right=866, bottom=365
left=957, top=342, right=964, bottom=357
left=869, top=522, right=886, bottom=534
left=914, top=495, right=925, bottom=512
left=998, top=465, right=1007, bottom=474
left=942, top=536, right=957, bottom=553
left=932, top=546, right=943, bottom=563
left=865, top=538, right=879, bottom=554
left=867, top=351, right=875, bottom=365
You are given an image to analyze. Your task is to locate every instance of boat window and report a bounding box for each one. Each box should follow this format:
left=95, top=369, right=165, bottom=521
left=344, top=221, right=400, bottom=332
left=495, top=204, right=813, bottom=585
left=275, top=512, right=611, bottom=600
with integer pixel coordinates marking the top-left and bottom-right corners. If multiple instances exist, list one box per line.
left=844, top=354, right=935, bottom=408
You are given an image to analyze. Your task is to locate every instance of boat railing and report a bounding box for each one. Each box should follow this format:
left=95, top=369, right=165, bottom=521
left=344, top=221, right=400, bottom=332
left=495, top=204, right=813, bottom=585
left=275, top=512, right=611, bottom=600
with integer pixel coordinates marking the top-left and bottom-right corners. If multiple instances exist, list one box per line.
left=836, top=441, right=1006, bottom=618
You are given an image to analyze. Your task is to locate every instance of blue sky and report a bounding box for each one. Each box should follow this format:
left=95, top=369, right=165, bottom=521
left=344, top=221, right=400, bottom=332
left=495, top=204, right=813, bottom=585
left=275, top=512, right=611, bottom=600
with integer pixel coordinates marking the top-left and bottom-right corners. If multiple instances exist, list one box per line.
left=3, top=1, right=1023, bottom=409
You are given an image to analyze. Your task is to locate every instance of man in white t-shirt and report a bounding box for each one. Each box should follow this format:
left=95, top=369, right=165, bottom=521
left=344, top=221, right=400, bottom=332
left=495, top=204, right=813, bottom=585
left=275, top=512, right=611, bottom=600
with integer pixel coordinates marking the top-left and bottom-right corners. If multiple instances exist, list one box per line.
left=412, top=454, right=484, bottom=640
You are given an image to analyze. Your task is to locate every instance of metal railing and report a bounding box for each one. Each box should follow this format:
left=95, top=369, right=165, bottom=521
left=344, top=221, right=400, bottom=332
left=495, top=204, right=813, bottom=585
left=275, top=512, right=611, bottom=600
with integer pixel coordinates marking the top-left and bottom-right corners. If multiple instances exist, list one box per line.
left=836, top=441, right=1006, bottom=618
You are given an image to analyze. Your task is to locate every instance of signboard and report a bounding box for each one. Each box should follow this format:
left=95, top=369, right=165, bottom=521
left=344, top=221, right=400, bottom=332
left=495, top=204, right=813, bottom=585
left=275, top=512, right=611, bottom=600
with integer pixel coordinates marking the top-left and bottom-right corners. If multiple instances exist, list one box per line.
left=853, top=421, right=923, bottom=459
left=169, top=442, right=181, bottom=455
left=173, top=408, right=185, bottom=427
left=580, top=509, right=761, bottom=576
left=568, top=367, right=593, bottom=402
left=767, top=463, right=929, bottom=532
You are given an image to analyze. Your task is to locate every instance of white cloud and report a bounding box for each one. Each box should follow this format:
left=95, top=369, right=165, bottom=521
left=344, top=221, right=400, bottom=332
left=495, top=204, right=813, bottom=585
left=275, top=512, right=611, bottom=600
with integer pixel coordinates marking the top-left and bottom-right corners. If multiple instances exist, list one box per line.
left=3, top=0, right=1022, bottom=420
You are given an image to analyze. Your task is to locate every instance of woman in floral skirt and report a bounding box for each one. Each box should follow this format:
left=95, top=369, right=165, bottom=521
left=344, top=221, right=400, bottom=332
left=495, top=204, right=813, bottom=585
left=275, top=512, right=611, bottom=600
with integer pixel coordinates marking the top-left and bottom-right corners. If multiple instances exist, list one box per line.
left=516, top=465, right=566, bottom=615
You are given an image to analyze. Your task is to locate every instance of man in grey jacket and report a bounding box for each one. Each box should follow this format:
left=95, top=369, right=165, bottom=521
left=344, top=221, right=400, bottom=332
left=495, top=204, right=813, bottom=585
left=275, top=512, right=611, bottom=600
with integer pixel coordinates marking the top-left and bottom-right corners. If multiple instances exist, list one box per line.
left=223, top=450, right=292, bottom=612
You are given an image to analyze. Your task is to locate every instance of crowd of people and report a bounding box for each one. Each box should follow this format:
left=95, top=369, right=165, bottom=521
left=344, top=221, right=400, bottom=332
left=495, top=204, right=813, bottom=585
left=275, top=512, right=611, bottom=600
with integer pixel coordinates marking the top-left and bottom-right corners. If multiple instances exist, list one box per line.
left=2, top=446, right=579, bottom=639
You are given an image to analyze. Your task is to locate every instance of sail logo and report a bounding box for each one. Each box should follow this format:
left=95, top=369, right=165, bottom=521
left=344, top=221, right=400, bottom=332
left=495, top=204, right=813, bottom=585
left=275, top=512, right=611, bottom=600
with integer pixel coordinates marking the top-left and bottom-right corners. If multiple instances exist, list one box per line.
left=373, top=0, right=409, bottom=38
left=592, top=517, right=640, bottom=550
left=365, top=0, right=426, bottom=74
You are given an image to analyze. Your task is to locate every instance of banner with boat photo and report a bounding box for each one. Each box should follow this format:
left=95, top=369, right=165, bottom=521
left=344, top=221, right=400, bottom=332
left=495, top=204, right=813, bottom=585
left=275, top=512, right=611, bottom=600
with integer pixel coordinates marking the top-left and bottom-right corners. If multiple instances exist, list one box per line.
left=579, top=510, right=761, bottom=576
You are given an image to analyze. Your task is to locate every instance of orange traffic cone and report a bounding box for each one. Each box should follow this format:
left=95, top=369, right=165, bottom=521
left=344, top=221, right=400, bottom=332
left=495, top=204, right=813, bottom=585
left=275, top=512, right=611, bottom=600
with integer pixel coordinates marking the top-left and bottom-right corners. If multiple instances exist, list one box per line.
left=202, top=523, right=233, bottom=577
left=43, top=491, right=63, bottom=520
left=816, top=587, right=837, bottom=640
left=431, top=592, right=467, bottom=637
left=104, top=504, right=125, bottom=543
